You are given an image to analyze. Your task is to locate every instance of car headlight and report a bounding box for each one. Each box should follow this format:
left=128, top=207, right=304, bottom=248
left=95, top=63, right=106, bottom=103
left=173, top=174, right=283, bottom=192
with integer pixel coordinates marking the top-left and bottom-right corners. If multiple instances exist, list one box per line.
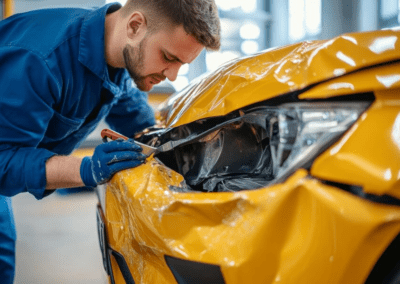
left=263, top=102, right=370, bottom=184
left=151, top=101, right=371, bottom=192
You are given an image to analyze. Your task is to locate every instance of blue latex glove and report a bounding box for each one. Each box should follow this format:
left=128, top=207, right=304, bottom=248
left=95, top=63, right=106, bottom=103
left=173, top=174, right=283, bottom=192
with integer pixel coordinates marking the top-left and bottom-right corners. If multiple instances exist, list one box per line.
left=80, top=138, right=146, bottom=187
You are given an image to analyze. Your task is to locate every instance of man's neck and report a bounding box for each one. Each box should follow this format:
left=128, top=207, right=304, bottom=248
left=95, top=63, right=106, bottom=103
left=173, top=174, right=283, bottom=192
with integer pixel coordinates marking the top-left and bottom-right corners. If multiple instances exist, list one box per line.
left=105, top=10, right=125, bottom=69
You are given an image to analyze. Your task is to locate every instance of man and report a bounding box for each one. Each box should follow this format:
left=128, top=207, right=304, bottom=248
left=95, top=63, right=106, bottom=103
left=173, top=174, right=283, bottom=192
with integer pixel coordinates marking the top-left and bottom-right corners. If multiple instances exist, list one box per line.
left=0, top=0, right=221, bottom=282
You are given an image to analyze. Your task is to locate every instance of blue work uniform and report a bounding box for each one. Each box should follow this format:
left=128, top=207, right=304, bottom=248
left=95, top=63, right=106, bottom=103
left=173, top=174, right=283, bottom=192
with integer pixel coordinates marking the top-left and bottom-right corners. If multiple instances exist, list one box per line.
left=0, top=3, right=155, bottom=282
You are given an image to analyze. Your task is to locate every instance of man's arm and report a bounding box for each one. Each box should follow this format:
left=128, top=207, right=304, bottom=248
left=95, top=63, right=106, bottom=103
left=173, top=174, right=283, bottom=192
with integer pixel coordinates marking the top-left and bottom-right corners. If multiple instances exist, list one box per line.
left=45, top=155, right=84, bottom=189
left=45, top=138, right=147, bottom=190
left=0, top=47, right=62, bottom=199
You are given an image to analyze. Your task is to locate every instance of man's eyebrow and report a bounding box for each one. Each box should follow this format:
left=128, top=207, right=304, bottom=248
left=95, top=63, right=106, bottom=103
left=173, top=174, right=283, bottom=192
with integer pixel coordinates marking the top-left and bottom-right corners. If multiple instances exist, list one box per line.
left=164, top=50, right=186, bottom=64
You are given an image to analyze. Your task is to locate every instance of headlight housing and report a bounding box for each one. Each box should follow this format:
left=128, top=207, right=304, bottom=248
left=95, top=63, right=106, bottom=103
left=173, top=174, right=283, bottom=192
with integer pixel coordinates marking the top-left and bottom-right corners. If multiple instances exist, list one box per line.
left=154, top=101, right=371, bottom=192
left=264, top=102, right=370, bottom=184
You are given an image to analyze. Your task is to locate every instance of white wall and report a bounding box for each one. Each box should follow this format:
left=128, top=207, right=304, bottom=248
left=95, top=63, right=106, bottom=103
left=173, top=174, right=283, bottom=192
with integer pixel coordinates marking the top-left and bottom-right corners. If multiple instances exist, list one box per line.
left=14, top=0, right=105, bottom=14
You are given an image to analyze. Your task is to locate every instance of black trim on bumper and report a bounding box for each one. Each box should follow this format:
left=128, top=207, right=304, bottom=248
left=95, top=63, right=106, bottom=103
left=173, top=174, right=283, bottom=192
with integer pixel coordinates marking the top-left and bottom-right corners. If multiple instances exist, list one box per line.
left=165, top=255, right=226, bottom=284
left=96, top=204, right=135, bottom=284
left=109, top=250, right=136, bottom=284
left=320, top=180, right=400, bottom=206
left=365, top=232, right=400, bottom=284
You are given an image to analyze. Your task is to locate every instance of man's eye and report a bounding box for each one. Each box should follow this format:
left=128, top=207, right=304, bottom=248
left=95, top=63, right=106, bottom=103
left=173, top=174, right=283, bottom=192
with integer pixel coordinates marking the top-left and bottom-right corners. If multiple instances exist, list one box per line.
left=163, top=54, right=175, bottom=62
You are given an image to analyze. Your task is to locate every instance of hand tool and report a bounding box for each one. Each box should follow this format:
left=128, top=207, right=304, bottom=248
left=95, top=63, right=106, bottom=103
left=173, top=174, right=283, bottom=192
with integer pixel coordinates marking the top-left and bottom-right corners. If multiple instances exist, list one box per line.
left=101, top=129, right=159, bottom=157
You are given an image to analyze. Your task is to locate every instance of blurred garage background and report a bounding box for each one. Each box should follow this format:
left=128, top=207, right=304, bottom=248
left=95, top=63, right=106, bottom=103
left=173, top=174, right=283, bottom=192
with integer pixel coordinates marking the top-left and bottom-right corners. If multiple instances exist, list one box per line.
left=1, top=0, right=399, bottom=283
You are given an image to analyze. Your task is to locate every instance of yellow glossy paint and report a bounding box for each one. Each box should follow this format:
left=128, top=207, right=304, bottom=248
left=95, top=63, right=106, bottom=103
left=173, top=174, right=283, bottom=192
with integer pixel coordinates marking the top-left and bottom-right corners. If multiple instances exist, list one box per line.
left=299, top=62, right=400, bottom=99
left=311, top=88, right=400, bottom=198
left=160, top=29, right=400, bottom=127
left=102, top=29, right=400, bottom=283
left=104, top=162, right=400, bottom=284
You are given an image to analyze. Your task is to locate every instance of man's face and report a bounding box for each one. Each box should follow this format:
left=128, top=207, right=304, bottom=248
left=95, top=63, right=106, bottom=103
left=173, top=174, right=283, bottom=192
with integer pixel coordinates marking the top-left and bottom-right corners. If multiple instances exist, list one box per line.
left=123, top=25, right=204, bottom=92
left=123, top=38, right=150, bottom=91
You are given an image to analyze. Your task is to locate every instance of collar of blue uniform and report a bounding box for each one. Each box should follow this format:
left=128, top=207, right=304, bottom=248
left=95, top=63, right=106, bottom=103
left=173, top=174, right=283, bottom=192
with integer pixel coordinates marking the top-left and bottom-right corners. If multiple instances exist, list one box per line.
left=78, top=3, right=121, bottom=81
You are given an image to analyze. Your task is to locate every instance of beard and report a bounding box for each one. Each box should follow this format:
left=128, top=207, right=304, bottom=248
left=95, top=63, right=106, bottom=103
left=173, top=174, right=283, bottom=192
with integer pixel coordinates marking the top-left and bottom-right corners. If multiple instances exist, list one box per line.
left=123, top=39, right=149, bottom=91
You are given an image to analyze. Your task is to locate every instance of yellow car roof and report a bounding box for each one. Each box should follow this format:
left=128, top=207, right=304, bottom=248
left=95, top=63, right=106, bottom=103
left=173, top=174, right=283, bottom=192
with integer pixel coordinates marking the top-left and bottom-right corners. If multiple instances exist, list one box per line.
left=161, top=28, right=400, bottom=127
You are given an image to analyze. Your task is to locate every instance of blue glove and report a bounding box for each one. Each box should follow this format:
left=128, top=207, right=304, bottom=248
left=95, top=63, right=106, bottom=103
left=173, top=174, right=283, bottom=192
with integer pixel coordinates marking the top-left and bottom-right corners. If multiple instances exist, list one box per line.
left=80, top=138, right=146, bottom=187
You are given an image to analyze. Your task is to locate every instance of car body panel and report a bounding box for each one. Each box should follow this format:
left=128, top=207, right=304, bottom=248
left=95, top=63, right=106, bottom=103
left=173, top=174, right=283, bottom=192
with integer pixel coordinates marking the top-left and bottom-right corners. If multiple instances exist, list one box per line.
left=311, top=88, right=400, bottom=198
left=299, top=61, right=400, bottom=99
left=162, top=29, right=400, bottom=127
left=98, top=28, right=400, bottom=283
left=103, top=165, right=400, bottom=284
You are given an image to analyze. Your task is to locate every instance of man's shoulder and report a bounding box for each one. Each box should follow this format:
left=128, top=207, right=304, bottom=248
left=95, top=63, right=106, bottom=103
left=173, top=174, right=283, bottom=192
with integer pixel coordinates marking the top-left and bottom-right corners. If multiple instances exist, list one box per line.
left=0, top=7, right=94, bottom=58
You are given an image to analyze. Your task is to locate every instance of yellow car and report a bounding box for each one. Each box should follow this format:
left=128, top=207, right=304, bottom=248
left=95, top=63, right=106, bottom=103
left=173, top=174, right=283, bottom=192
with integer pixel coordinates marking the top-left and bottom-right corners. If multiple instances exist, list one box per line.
left=96, top=28, right=400, bottom=284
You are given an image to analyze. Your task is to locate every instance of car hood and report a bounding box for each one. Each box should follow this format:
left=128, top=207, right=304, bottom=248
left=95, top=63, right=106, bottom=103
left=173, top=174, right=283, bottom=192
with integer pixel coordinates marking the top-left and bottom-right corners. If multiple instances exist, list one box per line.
left=160, top=28, right=400, bottom=127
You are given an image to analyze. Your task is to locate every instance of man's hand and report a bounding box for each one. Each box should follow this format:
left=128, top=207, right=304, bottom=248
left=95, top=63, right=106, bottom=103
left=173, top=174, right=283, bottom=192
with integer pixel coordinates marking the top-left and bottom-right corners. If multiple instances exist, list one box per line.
left=80, top=138, right=146, bottom=187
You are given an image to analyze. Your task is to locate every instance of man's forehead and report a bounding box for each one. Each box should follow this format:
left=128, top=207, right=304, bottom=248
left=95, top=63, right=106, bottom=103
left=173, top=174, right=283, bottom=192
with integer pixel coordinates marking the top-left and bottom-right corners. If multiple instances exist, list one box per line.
left=154, top=25, right=204, bottom=64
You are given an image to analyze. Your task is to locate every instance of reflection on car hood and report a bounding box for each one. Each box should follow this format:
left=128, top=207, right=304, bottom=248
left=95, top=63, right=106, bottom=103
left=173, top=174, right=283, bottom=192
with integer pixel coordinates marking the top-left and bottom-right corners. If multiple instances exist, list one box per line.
left=161, top=29, right=400, bottom=127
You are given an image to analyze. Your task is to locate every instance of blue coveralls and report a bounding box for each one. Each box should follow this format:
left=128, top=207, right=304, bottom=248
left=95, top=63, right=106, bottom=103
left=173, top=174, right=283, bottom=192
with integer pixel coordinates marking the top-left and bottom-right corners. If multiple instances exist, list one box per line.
left=0, top=3, right=155, bottom=283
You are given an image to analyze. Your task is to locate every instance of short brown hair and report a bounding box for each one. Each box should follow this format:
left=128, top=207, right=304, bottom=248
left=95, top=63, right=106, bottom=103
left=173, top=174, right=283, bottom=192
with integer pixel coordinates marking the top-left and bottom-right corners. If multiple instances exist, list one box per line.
left=121, top=0, right=221, bottom=51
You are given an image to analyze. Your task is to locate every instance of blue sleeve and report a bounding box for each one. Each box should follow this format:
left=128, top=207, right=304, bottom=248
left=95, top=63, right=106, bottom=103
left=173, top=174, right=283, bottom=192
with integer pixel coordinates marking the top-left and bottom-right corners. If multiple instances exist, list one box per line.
left=0, top=46, right=59, bottom=199
left=105, top=78, right=155, bottom=137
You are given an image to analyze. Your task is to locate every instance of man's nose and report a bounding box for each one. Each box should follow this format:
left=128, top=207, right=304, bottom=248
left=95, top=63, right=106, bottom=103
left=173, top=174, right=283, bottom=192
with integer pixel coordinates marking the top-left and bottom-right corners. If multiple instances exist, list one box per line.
left=163, top=64, right=181, bottom=82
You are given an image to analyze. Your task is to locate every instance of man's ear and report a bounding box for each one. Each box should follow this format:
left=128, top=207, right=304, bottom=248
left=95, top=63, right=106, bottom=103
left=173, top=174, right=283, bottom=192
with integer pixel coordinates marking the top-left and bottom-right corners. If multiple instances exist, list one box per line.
left=126, top=12, right=147, bottom=41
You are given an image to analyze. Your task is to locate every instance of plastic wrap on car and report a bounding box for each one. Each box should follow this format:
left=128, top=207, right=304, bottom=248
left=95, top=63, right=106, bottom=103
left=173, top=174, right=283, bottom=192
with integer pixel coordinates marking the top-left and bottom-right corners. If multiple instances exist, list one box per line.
left=101, top=29, right=400, bottom=284
left=159, top=29, right=400, bottom=128
left=104, top=162, right=400, bottom=284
